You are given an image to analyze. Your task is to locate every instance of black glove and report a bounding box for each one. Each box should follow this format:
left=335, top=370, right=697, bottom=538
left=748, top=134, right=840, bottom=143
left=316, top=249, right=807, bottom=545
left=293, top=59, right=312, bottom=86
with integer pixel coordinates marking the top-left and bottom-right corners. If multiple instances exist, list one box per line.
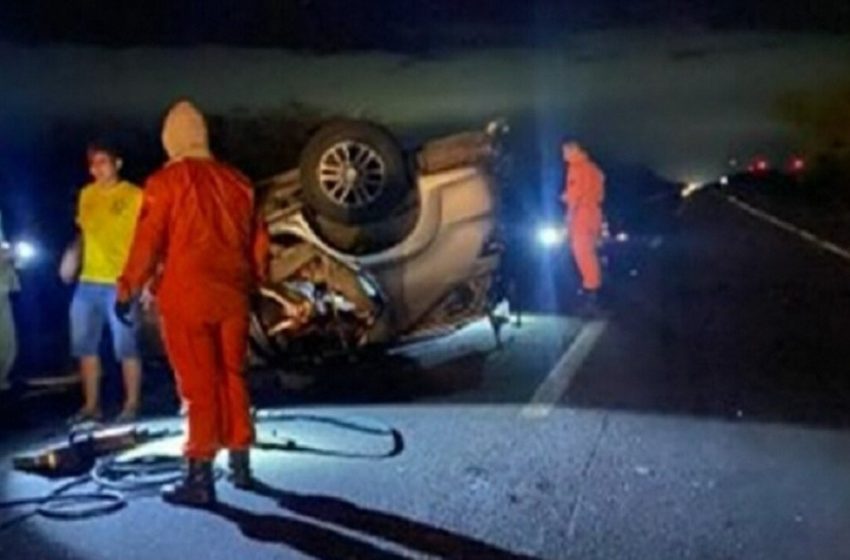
left=114, top=299, right=135, bottom=327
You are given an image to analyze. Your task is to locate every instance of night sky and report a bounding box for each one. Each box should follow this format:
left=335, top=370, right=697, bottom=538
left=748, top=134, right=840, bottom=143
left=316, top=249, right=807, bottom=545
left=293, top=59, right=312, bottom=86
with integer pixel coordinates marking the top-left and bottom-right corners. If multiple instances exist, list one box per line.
left=2, top=1, right=850, bottom=49
left=1, top=1, right=849, bottom=192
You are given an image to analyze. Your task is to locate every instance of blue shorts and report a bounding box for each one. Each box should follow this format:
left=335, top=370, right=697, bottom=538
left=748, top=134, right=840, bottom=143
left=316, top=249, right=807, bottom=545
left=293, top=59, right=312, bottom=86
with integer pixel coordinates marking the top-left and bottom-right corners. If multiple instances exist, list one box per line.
left=70, top=282, right=140, bottom=360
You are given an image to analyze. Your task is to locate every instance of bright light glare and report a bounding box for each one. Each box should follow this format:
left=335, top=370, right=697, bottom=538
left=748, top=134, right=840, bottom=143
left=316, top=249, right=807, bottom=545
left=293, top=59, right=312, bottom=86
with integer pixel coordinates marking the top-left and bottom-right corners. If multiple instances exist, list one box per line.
left=14, top=241, right=37, bottom=261
left=537, top=226, right=564, bottom=247
left=615, top=232, right=629, bottom=243
left=719, top=175, right=729, bottom=186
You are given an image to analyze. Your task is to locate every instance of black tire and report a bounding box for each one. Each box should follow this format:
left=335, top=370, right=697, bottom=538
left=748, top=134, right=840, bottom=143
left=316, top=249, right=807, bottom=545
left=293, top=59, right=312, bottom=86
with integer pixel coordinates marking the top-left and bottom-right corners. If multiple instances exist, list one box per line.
left=299, top=120, right=411, bottom=225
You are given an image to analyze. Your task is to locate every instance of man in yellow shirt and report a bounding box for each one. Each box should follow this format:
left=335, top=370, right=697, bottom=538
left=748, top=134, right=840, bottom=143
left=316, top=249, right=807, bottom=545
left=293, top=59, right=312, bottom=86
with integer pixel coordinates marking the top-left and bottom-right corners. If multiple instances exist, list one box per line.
left=63, top=143, right=143, bottom=424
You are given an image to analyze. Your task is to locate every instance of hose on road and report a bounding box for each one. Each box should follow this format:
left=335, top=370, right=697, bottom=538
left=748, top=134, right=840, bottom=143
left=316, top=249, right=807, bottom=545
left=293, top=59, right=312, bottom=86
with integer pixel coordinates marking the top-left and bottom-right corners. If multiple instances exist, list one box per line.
left=0, top=411, right=403, bottom=529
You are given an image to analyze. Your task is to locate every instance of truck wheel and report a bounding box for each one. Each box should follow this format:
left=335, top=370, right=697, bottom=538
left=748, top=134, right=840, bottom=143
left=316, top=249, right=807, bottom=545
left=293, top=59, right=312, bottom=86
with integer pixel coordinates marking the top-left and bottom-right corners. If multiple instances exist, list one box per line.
left=299, top=120, right=411, bottom=225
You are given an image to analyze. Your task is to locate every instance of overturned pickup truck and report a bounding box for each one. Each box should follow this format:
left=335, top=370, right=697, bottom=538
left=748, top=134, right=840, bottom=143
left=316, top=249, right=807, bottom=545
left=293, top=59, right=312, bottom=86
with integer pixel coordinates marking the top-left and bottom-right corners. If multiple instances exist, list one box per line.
left=241, top=120, right=510, bottom=365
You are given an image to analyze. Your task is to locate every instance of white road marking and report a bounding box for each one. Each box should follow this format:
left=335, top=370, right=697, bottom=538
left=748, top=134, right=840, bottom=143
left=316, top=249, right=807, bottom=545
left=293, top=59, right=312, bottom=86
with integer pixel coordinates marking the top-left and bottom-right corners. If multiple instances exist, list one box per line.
left=521, top=319, right=608, bottom=418
left=725, top=195, right=850, bottom=262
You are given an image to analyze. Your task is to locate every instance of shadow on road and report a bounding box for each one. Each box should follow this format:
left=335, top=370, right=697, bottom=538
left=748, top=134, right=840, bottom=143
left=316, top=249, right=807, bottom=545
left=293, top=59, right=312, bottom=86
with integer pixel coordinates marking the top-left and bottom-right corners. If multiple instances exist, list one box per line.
left=251, top=347, right=499, bottom=408
left=207, top=479, right=541, bottom=560
left=209, top=502, right=409, bottom=560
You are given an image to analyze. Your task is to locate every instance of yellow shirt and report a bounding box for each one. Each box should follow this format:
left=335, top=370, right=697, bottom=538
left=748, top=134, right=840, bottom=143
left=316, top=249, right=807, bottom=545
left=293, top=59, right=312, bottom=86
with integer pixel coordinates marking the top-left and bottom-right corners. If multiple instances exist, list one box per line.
left=76, top=180, right=142, bottom=284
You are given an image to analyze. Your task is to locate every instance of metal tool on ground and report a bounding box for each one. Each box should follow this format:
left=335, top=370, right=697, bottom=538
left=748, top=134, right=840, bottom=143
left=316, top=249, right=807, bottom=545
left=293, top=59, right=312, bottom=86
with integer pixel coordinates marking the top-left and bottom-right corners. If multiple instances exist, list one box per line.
left=12, top=425, right=181, bottom=478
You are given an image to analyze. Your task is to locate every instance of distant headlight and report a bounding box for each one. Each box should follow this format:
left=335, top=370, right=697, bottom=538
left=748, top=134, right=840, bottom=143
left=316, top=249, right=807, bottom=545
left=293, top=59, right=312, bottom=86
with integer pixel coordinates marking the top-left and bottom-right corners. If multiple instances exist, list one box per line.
left=680, top=182, right=704, bottom=198
left=14, top=241, right=37, bottom=261
left=537, top=225, right=565, bottom=247
left=4, top=240, right=38, bottom=267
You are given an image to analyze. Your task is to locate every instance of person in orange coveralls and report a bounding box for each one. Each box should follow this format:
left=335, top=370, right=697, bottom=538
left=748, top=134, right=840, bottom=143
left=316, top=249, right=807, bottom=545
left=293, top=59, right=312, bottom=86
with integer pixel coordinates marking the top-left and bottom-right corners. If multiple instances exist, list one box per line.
left=561, top=142, right=605, bottom=316
left=115, top=100, right=269, bottom=507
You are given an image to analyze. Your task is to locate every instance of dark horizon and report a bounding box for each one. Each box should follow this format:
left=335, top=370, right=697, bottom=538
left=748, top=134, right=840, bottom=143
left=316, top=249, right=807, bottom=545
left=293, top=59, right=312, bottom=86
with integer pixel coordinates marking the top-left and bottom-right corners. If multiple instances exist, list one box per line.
left=3, top=0, right=850, bottom=51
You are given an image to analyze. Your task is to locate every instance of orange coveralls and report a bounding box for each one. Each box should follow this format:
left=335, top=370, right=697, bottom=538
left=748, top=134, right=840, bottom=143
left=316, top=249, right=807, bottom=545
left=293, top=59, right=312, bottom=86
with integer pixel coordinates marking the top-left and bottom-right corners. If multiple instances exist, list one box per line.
left=564, top=156, right=605, bottom=291
left=118, top=159, right=269, bottom=460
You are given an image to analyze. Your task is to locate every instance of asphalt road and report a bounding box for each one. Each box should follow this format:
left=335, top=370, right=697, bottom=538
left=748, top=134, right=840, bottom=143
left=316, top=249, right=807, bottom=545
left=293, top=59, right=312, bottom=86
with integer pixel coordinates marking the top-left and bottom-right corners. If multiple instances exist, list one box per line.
left=568, top=190, right=850, bottom=428
left=2, top=189, right=850, bottom=559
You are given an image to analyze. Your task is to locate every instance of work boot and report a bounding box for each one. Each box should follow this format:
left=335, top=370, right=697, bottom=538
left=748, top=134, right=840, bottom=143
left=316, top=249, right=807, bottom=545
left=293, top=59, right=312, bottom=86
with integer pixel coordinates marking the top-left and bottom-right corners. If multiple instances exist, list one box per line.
left=162, top=459, right=216, bottom=507
left=227, top=449, right=253, bottom=490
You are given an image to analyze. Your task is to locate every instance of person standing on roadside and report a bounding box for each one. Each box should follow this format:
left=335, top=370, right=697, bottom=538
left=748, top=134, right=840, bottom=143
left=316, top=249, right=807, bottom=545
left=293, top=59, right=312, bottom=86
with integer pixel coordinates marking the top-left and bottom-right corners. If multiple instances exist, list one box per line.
left=0, top=208, right=19, bottom=395
left=62, top=143, right=143, bottom=424
left=116, top=100, right=269, bottom=507
left=561, top=141, right=605, bottom=316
